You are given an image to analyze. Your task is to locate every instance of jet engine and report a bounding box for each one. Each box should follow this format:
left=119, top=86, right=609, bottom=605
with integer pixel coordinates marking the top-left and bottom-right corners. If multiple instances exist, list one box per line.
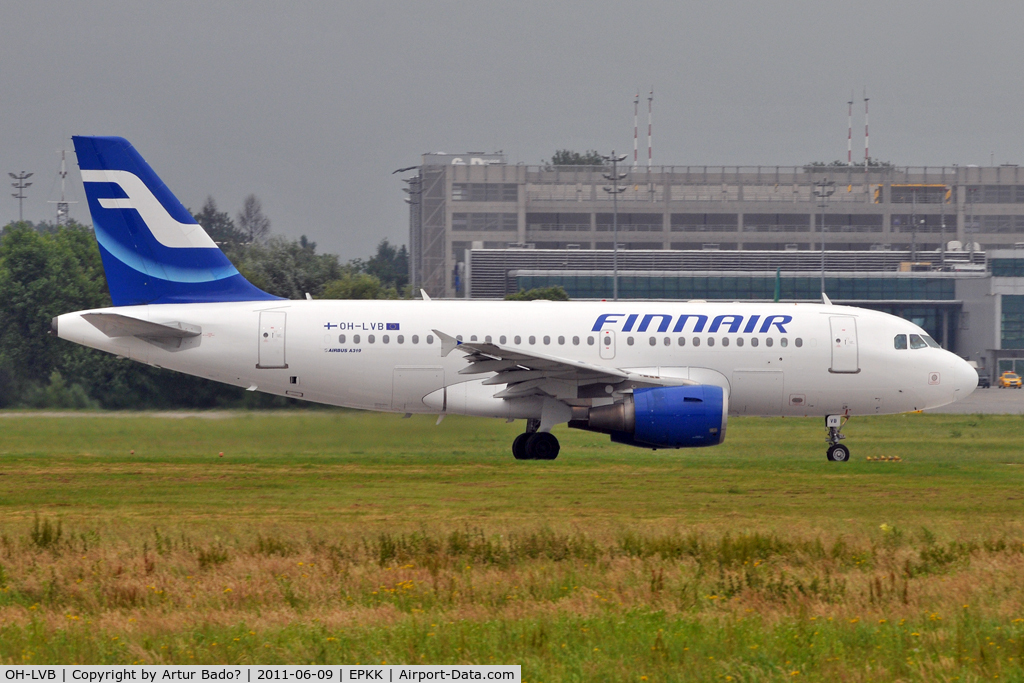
left=569, top=385, right=727, bottom=449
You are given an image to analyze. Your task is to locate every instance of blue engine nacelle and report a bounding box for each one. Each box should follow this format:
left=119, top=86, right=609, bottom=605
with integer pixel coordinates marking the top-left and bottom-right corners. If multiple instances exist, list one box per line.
left=568, top=385, right=727, bottom=449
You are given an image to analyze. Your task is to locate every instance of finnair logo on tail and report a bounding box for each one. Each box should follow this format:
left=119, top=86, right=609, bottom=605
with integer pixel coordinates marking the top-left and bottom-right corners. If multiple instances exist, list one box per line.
left=81, top=170, right=217, bottom=249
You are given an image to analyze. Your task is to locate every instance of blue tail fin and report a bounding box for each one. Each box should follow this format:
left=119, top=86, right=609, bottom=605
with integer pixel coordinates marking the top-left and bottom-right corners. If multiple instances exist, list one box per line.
left=73, top=136, right=280, bottom=306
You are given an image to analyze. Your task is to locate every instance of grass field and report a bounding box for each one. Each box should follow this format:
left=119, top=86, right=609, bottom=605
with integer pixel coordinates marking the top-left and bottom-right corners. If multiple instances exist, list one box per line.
left=1, top=410, right=1024, bottom=681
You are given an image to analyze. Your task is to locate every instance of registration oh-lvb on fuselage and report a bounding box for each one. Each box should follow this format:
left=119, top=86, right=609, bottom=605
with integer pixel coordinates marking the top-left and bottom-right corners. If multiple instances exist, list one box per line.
left=53, top=136, right=978, bottom=462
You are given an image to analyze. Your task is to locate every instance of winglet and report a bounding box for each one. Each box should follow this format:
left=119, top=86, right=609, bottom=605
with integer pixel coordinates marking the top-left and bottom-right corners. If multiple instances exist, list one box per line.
left=432, top=329, right=460, bottom=357
left=420, top=289, right=431, bottom=301
left=822, top=292, right=833, bottom=305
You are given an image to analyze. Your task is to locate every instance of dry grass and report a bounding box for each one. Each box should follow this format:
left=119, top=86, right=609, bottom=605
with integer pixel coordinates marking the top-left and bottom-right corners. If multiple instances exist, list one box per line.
left=0, top=411, right=1023, bottom=679
left=2, top=521, right=1024, bottom=678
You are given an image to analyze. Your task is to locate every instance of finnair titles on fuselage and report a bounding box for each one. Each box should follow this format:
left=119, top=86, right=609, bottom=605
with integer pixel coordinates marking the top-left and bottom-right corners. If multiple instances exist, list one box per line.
left=53, top=136, right=978, bottom=462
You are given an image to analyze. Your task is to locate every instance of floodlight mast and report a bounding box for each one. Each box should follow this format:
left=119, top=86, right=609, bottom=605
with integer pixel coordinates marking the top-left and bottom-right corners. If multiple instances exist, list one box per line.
left=9, top=171, right=33, bottom=223
left=602, top=152, right=628, bottom=301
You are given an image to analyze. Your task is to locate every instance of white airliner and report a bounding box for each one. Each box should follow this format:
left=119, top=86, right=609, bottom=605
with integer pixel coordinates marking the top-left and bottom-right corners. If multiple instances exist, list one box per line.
left=53, top=137, right=978, bottom=462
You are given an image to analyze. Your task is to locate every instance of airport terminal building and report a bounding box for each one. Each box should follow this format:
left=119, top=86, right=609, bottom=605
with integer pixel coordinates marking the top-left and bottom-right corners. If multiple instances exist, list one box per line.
left=403, top=153, right=1024, bottom=379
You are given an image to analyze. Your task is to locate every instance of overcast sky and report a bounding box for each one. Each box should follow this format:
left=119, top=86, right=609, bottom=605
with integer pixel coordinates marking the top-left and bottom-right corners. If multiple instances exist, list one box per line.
left=2, top=1, right=1023, bottom=260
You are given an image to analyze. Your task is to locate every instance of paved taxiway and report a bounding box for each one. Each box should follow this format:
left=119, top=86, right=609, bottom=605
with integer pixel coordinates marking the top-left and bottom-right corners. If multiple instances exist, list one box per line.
left=928, top=387, right=1024, bottom=414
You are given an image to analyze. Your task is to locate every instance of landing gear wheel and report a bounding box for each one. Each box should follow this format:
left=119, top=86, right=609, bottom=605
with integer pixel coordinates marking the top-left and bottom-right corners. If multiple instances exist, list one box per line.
left=512, top=433, right=530, bottom=460
left=525, top=432, right=560, bottom=460
left=826, top=444, right=850, bottom=462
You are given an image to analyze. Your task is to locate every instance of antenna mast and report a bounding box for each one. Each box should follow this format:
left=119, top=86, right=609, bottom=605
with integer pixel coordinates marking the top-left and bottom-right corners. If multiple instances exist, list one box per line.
left=633, top=91, right=639, bottom=169
left=863, top=88, right=869, bottom=170
left=48, top=149, right=78, bottom=226
left=847, top=91, right=854, bottom=165
left=647, top=88, right=653, bottom=169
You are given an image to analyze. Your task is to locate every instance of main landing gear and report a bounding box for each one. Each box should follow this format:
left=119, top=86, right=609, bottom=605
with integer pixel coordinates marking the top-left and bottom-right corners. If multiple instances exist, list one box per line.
left=512, top=419, right=560, bottom=460
left=825, top=414, right=850, bottom=462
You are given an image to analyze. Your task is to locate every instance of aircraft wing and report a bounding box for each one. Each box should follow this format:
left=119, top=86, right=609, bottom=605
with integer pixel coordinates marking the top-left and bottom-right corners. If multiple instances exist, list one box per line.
left=432, top=329, right=693, bottom=400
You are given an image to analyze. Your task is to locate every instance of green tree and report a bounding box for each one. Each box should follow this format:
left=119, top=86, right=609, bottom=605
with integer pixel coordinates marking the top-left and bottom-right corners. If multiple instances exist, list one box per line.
left=364, top=239, right=409, bottom=290
left=193, top=197, right=247, bottom=250
left=0, top=218, right=415, bottom=408
left=0, top=224, right=104, bottom=383
left=236, top=236, right=343, bottom=299
left=319, top=272, right=398, bottom=300
left=549, top=150, right=605, bottom=166
left=504, top=285, right=570, bottom=301
left=237, top=194, right=271, bottom=243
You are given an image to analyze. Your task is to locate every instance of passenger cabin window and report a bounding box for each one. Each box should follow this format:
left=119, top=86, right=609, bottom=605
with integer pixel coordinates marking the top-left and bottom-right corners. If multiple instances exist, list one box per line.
left=514, top=336, right=521, bottom=344
left=587, top=336, right=595, bottom=345
left=894, top=334, right=908, bottom=350
left=909, top=334, right=927, bottom=350
left=412, top=335, right=419, bottom=344
left=499, top=335, right=507, bottom=344
left=426, top=335, right=434, bottom=344
left=339, top=334, right=346, bottom=344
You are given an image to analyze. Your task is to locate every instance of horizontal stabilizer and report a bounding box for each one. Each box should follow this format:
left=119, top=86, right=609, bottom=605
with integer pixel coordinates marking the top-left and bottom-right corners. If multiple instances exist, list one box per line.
left=82, top=313, right=201, bottom=339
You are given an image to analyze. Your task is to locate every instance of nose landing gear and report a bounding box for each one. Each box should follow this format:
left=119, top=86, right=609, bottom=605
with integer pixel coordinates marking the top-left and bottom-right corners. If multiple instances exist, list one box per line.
left=512, top=419, right=560, bottom=460
left=825, top=414, right=850, bottom=462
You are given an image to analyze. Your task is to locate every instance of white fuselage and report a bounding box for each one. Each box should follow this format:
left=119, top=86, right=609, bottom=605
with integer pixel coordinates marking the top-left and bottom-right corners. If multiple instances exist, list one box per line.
left=55, top=299, right=977, bottom=420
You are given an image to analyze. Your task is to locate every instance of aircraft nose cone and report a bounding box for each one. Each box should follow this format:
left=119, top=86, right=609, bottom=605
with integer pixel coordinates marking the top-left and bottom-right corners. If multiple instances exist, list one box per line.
left=953, top=358, right=979, bottom=400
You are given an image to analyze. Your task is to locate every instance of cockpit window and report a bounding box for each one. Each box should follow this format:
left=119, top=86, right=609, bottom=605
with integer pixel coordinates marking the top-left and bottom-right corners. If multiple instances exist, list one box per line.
left=894, top=334, right=907, bottom=350
left=923, top=335, right=941, bottom=348
left=909, top=334, right=928, bottom=350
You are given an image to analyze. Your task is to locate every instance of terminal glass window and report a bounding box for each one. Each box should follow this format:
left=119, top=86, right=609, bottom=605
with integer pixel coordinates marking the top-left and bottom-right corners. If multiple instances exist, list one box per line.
left=596, top=213, right=663, bottom=232
left=515, top=274, right=954, bottom=301
left=526, top=213, right=590, bottom=232
left=743, top=214, right=811, bottom=233
left=671, top=213, right=738, bottom=232
left=889, top=185, right=950, bottom=204
left=965, top=186, right=1024, bottom=204
left=451, top=183, right=518, bottom=202
left=452, top=213, right=517, bottom=232
left=823, top=214, right=884, bottom=233
left=1002, top=295, right=1024, bottom=349
left=992, top=258, right=1024, bottom=277
left=891, top=215, right=952, bottom=233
